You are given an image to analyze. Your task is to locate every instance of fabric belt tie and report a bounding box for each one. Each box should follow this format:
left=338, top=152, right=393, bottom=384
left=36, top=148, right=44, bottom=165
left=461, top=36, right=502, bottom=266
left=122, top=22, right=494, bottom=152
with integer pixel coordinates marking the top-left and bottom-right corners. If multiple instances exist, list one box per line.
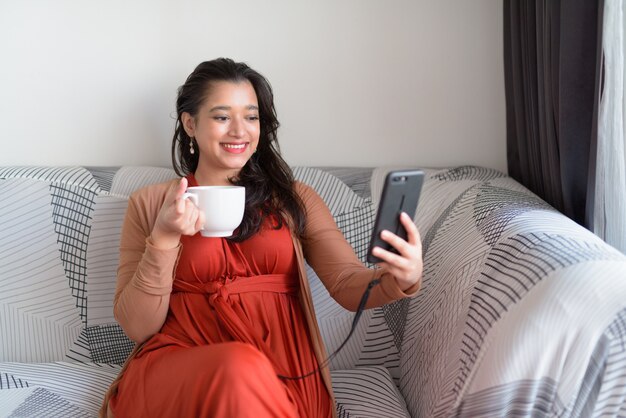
left=172, top=273, right=297, bottom=303
left=171, top=273, right=299, bottom=375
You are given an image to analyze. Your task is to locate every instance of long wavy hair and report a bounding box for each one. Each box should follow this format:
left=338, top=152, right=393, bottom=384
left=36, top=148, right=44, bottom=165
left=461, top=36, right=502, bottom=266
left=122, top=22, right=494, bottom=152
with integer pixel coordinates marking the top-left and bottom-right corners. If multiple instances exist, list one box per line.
left=171, top=58, right=305, bottom=242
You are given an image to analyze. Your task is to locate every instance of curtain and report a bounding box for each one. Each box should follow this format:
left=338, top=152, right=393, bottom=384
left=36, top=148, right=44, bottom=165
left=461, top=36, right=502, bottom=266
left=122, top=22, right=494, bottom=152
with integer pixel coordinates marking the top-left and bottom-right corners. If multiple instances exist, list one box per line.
left=503, top=0, right=604, bottom=228
left=594, top=0, right=626, bottom=253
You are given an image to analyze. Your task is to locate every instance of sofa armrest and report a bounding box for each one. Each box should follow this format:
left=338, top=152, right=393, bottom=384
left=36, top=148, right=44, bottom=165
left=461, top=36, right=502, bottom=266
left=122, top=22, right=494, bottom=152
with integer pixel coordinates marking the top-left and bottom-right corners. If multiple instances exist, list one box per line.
left=396, top=166, right=626, bottom=417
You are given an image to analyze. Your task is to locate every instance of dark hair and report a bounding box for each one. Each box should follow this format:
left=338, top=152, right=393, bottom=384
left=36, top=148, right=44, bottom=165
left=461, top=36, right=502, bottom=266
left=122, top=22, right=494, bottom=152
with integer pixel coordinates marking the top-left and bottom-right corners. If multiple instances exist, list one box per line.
left=171, top=58, right=305, bottom=241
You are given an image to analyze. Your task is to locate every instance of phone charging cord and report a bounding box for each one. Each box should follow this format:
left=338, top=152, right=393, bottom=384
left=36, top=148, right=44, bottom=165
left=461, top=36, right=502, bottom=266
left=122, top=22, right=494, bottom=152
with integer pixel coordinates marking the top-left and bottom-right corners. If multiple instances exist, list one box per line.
left=277, top=272, right=381, bottom=381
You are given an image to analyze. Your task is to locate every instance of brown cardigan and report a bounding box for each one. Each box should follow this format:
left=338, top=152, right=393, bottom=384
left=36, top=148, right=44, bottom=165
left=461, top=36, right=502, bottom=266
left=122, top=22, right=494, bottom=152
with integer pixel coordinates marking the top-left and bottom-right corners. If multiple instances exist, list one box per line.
left=100, top=179, right=420, bottom=417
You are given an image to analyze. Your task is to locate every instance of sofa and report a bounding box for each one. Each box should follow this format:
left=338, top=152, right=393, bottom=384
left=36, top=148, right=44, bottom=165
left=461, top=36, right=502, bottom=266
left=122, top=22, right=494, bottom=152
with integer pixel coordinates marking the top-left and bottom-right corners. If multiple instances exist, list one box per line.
left=0, top=165, right=625, bottom=418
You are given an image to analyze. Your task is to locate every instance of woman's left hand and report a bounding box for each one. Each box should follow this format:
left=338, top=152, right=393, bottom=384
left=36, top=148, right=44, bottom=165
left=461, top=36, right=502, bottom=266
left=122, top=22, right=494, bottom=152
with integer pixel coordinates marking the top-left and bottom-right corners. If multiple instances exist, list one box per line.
left=370, top=212, right=423, bottom=292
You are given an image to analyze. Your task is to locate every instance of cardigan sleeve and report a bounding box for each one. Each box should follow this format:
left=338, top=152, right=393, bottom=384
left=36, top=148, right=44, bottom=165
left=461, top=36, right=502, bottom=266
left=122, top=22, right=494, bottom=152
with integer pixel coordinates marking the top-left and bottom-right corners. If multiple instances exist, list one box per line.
left=296, top=182, right=420, bottom=312
left=113, top=181, right=182, bottom=343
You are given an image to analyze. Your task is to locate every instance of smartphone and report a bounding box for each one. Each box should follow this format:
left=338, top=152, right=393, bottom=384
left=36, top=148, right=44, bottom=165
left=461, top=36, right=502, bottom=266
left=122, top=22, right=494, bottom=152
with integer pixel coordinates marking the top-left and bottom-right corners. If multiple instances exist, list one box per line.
left=366, top=169, right=424, bottom=264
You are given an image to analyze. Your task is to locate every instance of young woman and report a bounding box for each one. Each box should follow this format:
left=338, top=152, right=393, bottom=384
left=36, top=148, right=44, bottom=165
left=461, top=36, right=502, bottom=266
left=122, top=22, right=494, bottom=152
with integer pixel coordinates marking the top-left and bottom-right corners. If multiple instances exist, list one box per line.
left=101, top=58, right=423, bottom=418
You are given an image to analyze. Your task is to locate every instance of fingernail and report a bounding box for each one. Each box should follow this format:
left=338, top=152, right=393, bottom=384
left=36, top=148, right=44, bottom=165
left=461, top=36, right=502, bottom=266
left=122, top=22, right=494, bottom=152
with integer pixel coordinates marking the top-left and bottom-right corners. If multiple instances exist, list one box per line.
left=381, top=230, right=389, bottom=238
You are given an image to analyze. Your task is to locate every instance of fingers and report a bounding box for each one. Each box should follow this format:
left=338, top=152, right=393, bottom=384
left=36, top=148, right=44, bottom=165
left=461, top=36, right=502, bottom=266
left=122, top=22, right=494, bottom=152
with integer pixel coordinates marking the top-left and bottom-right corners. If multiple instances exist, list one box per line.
left=166, top=177, right=188, bottom=201
left=372, top=242, right=422, bottom=292
left=183, top=198, right=197, bottom=222
left=179, top=199, right=203, bottom=235
left=169, top=178, right=188, bottom=215
left=400, top=212, right=421, bottom=246
left=371, top=212, right=423, bottom=290
left=159, top=178, right=201, bottom=232
left=178, top=177, right=188, bottom=195
left=371, top=245, right=410, bottom=267
left=379, top=229, right=410, bottom=256
left=196, top=211, right=206, bottom=230
left=375, top=213, right=420, bottom=256
left=174, top=177, right=205, bottom=235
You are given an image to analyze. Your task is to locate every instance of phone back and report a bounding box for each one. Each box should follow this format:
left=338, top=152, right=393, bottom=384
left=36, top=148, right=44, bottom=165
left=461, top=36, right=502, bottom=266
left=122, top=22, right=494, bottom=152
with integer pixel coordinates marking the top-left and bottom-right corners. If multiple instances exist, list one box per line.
left=367, top=170, right=424, bottom=263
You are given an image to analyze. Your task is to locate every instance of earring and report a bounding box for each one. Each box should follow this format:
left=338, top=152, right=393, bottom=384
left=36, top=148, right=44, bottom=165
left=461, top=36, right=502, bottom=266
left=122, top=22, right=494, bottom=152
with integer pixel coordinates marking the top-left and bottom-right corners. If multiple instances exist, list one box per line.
left=189, top=137, right=195, bottom=155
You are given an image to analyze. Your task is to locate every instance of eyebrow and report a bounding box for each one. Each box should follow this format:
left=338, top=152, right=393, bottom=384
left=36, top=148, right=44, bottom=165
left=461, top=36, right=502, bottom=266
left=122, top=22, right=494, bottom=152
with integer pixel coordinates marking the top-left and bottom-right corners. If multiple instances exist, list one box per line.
left=209, top=105, right=259, bottom=112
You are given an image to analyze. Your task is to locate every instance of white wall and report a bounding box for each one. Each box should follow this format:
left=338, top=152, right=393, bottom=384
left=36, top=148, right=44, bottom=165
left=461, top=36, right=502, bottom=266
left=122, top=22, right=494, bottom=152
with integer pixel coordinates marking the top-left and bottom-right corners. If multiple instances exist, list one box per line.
left=0, top=0, right=506, bottom=172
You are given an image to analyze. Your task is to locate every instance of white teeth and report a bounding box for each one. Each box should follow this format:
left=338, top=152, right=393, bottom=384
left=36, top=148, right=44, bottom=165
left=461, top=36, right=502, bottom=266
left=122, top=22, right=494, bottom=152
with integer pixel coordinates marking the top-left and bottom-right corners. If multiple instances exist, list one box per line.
left=222, top=143, right=246, bottom=149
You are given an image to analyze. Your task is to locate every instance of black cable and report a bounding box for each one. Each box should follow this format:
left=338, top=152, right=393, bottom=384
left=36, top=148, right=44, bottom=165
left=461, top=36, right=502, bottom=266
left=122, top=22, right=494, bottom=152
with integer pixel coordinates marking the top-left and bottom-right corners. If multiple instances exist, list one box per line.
left=277, top=273, right=381, bottom=381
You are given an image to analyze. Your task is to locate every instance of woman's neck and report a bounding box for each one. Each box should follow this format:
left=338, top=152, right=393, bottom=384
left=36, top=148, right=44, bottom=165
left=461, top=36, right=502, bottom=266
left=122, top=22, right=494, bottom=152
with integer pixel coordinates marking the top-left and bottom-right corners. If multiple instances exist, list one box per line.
left=193, top=167, right=239, bottom=186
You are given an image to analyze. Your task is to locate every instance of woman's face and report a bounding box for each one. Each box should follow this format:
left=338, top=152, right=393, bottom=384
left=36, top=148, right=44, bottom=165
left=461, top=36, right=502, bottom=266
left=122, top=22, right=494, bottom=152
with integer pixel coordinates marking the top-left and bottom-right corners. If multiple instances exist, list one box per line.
left=183, top=80, right=260, bottom=183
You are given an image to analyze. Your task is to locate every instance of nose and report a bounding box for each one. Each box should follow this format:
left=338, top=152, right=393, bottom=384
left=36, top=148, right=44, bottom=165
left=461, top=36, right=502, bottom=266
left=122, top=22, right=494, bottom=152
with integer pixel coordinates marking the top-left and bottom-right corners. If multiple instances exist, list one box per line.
left=228, top=117, right=245, bottom=138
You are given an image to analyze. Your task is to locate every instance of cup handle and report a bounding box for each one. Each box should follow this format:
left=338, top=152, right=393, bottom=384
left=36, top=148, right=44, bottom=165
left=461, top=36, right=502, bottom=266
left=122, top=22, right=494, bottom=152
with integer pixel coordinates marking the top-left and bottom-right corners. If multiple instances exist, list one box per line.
left=181, top=192, right=198, bottom=207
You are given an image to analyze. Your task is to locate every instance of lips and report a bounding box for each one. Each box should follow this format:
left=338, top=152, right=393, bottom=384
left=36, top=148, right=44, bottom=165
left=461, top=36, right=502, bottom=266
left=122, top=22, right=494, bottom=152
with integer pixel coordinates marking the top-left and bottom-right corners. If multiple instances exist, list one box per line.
left=220, top=142, right=248, bottom=154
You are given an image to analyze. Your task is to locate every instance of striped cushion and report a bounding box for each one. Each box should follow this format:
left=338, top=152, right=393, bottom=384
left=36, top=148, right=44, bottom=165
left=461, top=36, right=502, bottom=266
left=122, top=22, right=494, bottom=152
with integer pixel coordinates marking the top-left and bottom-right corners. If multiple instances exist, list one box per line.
left=0, top=362, right=120, bottom=417
left=332, top=366, right=410, bottom=418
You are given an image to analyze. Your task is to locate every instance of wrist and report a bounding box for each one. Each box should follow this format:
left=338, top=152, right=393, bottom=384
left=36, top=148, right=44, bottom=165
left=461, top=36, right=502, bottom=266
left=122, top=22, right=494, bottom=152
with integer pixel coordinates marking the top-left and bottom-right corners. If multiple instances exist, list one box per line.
left=400, top=276, right=421, bottom=294
left=150, top=226, right=181, bottom=250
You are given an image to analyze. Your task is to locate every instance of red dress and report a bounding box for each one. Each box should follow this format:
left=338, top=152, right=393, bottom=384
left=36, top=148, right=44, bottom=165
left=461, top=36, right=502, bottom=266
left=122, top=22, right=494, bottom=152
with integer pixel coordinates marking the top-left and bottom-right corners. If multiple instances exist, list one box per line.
left=109, top=177, right=332, bottom=417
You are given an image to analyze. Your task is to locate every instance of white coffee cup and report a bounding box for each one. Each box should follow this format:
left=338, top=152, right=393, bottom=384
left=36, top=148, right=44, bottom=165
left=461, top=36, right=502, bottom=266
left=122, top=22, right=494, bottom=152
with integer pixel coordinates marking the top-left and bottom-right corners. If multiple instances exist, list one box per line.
left=182, top=186, right=245, bottom=237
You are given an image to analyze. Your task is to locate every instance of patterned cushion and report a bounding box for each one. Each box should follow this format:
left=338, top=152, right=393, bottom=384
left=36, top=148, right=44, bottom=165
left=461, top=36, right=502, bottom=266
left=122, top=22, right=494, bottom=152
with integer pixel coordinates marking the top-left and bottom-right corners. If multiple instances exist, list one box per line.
left=0, top=362, right=121, bottom=417
left=332, top=366, right=410, bottom=418
left=0, top=176, right=85, bottom=362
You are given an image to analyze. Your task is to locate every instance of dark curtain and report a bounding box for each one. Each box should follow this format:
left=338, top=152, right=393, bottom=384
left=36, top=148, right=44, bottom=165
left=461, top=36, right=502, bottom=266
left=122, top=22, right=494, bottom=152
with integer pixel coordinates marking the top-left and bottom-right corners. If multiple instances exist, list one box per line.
left=503, top=0, right=603, bottom=227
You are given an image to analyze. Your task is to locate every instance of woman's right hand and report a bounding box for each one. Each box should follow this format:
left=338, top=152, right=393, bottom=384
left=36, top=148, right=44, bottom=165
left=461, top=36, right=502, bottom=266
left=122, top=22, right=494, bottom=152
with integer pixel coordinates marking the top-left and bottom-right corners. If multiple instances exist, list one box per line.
left=151, top=178, right=205, bottom=249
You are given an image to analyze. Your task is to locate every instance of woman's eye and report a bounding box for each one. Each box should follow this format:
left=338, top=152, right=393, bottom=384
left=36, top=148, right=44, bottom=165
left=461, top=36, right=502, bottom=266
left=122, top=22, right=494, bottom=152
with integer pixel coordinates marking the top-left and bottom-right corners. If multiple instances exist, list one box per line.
left=247, top=115, right=259, bottom=121
left=213, top=116, right=229, bottom=121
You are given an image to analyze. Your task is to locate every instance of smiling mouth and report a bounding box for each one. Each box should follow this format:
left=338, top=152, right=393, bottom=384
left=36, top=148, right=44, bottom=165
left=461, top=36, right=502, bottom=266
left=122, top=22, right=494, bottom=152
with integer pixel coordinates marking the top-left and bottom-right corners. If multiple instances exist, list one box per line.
left=220, top=142, right=249, bottom=154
